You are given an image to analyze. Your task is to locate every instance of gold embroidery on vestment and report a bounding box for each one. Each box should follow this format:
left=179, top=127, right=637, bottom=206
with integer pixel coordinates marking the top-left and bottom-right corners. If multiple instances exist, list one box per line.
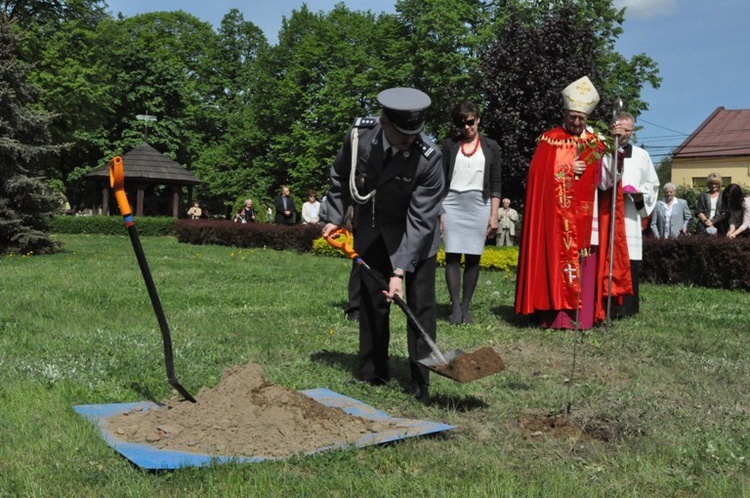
left=555, top=163, right=573, bottom=209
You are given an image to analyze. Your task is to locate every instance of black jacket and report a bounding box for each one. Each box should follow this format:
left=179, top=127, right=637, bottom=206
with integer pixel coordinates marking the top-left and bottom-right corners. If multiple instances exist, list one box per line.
left=440, top=134, right=502, bottom=200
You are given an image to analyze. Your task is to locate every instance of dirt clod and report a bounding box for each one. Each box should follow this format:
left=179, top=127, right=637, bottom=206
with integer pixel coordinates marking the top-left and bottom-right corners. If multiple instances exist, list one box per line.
left=432, top=346, right=505, bottom=383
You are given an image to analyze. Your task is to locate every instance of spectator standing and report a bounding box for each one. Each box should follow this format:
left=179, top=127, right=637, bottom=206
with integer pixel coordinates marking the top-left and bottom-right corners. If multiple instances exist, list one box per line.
left=724, top=184, right=750, bottom=238
left=321, top=87, right=443, bottom=404
left=650, top=183, right=691, bottom=238
left=696, top=173, right=726, bottom=235
left=440, top=100, right=502, bottom=324
left=301, top=190, right=321, bottom=224
left=274, top=186, right=296, bottom=225
left=233, top=199, right=256, bottom=223
left=187, top=201, right=202, bottom=219
left=496, top=198, right=518, bottom=247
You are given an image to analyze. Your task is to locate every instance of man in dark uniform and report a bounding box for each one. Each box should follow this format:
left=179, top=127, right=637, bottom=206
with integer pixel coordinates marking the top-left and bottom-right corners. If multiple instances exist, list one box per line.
left=321, top=87, right=444, bottom=404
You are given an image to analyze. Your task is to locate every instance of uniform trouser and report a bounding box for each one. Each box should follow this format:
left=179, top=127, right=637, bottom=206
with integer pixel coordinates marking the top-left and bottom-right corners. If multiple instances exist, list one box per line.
left=358, top=236, right=437, bottom=387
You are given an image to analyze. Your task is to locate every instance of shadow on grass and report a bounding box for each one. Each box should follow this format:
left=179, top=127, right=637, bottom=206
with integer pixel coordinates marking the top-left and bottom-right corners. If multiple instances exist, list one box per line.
left=429, top=392, right=488, bottom=412
left=310, top=349, right=488, bottom=412
left=436, top=303, right=453, bottom=322
left=310, top=349, right=358, bottom=377
left=128, top=382, right=165, bottom=406
left=492, top=304, right=536, bottom=328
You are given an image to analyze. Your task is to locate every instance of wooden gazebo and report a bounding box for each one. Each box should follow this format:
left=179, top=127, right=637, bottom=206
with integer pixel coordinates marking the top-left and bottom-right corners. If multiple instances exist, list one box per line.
left=85, top=143, right=201, bottom=218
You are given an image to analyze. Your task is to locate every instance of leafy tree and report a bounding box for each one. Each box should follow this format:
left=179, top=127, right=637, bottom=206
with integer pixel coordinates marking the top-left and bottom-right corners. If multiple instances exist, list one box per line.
left=0, top=10, right=63, bottom=254
left=102, top=12, right=216, bottom=158
left=64, top=12, right=218, bottom=210
left=479, top=0, right=660, bottom=206
left=24, top=19, right=115, bottom=210
left=14, top=0, right=662, bottom=220
left=394, top=0, right=491, bottom=136
left=4, top=0, right=106, bottom=29
left=250, top=5, right=395, bottom=203
left=188, top=9, right=270, bottom=216
left=16, top=1, right=113, bottom=210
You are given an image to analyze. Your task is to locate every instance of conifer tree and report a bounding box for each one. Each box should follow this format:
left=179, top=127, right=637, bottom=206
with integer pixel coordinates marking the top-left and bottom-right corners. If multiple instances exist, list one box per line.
left=0, top=9, right=62, bottom=254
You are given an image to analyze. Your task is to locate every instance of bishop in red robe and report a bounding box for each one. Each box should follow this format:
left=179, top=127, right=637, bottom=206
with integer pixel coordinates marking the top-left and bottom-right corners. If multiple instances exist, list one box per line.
left=514, top=76, right=632, bottom=329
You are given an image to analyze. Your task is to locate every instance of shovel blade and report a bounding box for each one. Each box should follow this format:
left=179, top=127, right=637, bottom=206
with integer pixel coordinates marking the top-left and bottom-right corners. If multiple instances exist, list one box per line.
left=420, top=347, right=505, bottom=384
left=418, top=349, right=464, bottom=369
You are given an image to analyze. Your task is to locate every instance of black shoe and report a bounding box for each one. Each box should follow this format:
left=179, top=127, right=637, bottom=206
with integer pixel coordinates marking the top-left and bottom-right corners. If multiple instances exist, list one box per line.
left=409, top=384, right=431, bottom=405
left=346, top=310, right=359, bottom=321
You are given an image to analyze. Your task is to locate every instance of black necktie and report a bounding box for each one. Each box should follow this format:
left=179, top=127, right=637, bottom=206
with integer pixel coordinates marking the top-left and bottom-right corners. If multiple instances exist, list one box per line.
left=384, top=147, right=393, bottom=167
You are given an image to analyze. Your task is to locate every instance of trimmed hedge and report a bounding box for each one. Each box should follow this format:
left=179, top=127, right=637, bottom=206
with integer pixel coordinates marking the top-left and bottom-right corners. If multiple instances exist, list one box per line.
left=57, top=216, right=750, bottom=291
left=175, top=219, right=322, bottom=252
left=196, top=223, right=521, bottom=272
left=50, top=215, right=175, bottom=236
left=308, top=230, right=519, bottom=271
left=642, top=235, right=750, bottom=290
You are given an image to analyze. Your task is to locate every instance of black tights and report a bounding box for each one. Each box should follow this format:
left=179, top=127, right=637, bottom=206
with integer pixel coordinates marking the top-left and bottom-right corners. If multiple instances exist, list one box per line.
left=444, top=253, right=481, bottom=324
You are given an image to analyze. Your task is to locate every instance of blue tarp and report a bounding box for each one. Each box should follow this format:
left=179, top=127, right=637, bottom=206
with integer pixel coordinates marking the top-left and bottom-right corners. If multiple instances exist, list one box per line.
left=74, top=388, right=454, bottom=470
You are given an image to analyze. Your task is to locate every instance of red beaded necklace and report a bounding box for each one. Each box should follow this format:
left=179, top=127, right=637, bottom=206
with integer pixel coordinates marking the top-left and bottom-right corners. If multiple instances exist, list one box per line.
left=460, top=136, right=480, bottom=157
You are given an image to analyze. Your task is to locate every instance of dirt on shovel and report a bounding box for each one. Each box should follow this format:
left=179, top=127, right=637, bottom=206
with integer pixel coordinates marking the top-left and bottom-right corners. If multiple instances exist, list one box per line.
left=427, top=346, right=505, bottom=383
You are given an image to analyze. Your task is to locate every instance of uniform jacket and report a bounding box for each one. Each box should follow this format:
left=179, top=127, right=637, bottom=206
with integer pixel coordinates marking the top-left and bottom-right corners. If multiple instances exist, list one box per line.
left=440, top=135, right=502, bottom=200
left=325, top=118, right=444, bottom=272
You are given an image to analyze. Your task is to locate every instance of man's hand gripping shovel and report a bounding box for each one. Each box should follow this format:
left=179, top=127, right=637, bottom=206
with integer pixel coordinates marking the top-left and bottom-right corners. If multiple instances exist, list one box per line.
left=325, top=228, right=505, bottom=383
left=109, top=156, right=196, bottom=402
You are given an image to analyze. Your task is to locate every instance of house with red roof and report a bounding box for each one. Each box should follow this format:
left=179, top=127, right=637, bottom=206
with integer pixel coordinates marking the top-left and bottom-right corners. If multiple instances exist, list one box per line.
left=671, top=106, right=750, bottom=187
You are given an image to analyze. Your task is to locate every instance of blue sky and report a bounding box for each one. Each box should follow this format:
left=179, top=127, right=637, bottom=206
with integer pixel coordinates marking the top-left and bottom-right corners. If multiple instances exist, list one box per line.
left=106, top=0, right=749, bottom=162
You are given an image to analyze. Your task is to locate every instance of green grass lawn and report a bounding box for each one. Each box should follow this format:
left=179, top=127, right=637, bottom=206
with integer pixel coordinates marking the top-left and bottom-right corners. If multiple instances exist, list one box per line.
left=1, top=234, right=749, bottom=497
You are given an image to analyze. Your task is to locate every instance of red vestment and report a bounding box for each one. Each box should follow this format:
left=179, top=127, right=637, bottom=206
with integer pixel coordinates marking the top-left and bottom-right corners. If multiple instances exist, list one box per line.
left=515, top=126, right=632, bottom=326
left=595, top=169, right=633, bottom=321
left=515, top=127, right=601, bottom=316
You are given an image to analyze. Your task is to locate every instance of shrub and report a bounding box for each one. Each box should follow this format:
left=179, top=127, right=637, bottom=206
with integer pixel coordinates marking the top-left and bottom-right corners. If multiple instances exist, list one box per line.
left=309, top=233, right=520, bottom=271
left=311, top=236, right=350, bottom=258
left=642, top=235, right=750, bottom=290
left=437, top=245, right=519, bottom=271
left=175, top=220, right=321, bottom=252
left=50, top=215, right=175, bottom=236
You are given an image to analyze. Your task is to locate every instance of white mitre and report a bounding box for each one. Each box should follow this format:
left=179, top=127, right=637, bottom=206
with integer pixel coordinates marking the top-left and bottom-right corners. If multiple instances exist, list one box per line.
left=562, top=76, right=600, bottom=115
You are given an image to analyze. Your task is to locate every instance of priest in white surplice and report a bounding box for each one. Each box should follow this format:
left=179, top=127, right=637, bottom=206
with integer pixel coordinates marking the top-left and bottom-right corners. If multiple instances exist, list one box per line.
left=601, top=111, right=659, bottom=318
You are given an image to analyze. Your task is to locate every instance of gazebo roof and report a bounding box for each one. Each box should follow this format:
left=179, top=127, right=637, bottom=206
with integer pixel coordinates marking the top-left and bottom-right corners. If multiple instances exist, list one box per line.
left=86, top=142, right=201, bottom=186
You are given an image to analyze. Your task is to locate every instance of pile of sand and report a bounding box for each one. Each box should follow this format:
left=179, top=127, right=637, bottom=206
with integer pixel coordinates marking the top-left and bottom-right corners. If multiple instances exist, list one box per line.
left=105, top=363, right=395, bottom=458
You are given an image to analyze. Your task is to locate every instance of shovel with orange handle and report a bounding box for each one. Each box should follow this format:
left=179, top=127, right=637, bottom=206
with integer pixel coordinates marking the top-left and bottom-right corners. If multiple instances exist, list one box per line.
left=325, top=228, right=505, bottom=383
left=109, top=156, right=196, bottom=403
